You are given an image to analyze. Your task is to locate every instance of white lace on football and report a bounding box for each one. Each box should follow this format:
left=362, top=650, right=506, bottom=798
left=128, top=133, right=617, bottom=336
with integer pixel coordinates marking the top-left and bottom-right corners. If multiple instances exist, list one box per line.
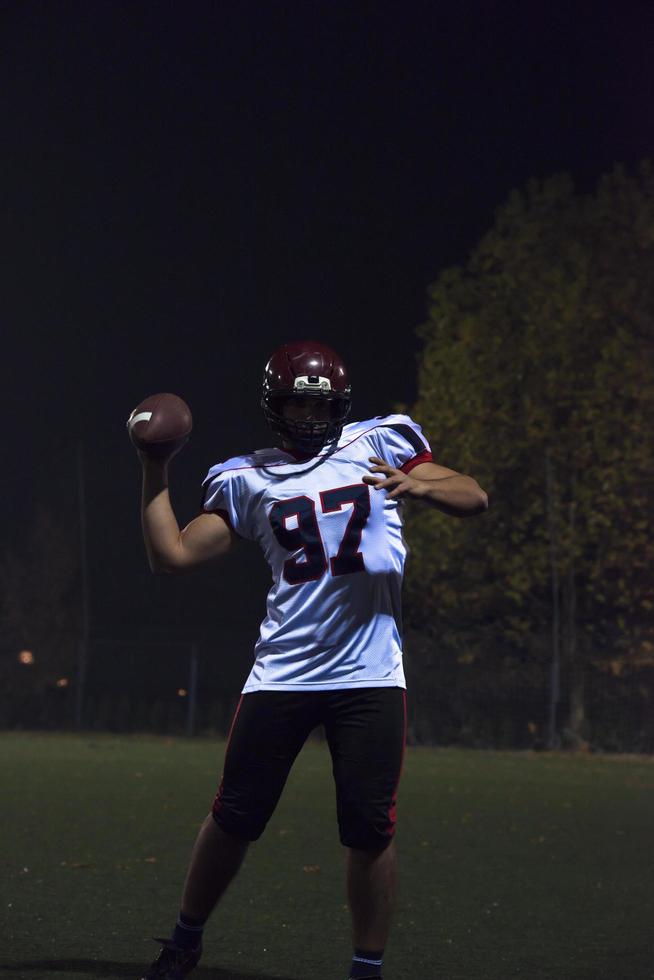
left=128, top=411, right=153, bottom=428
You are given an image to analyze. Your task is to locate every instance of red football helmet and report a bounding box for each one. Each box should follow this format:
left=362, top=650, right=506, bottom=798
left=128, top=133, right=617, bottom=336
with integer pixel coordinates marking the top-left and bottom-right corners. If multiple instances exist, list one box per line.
left=261, top=341, right=352, bottom=453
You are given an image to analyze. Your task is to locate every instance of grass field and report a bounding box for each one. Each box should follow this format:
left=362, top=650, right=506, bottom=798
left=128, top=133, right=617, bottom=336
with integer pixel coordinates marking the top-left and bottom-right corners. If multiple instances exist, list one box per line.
left=1, top=733, right=653, bottom=980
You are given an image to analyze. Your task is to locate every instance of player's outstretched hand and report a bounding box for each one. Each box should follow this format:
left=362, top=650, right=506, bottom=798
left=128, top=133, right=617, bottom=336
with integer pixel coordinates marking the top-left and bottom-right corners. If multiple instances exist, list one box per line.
left=363, top=456, right=426, bottom=501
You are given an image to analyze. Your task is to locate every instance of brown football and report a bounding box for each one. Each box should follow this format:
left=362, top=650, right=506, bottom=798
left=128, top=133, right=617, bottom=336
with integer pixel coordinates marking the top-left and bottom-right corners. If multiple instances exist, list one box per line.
left=127, top=393, right=193, bottom=459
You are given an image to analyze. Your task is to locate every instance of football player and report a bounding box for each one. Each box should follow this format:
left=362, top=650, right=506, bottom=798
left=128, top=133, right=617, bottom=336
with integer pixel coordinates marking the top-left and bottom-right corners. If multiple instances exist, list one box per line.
left=136, top=340, right=488, bottom=980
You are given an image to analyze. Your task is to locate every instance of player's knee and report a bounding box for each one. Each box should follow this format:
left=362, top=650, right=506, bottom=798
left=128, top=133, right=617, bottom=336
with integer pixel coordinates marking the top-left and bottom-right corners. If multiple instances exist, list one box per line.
left=211, top=806, right=264, bottom=843
left=338, top=795, right=397, bottom=851
left=339, top=811, right=395, bottom=851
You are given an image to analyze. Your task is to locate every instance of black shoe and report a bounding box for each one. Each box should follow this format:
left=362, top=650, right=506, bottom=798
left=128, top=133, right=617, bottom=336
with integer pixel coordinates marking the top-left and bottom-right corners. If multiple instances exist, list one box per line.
left=140, top=937, right=202, bottom=979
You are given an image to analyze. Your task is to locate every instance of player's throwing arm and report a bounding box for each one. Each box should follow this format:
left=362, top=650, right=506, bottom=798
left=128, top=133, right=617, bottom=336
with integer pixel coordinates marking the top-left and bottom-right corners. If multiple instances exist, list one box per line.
left=127, top=392, right=237, bottom=573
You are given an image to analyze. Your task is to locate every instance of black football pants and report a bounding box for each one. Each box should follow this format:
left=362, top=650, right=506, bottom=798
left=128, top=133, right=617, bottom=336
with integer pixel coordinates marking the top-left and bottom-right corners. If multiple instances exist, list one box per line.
left=211, top=687, right=407, bottom=851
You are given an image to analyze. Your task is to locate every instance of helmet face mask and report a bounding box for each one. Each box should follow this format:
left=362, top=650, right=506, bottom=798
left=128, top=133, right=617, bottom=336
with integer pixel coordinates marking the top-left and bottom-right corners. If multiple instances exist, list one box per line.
left=264, top=392, right=351, bottom=454
left=261, top=342, right=352, bottom=455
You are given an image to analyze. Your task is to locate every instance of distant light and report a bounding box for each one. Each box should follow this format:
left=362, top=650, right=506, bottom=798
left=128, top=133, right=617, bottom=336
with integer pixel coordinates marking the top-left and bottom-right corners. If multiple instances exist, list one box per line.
left=177, top=688, right=187, bottom=697
left=18, top=650, right=34, bottom=665
left=56, top=678, right=69, bottom=688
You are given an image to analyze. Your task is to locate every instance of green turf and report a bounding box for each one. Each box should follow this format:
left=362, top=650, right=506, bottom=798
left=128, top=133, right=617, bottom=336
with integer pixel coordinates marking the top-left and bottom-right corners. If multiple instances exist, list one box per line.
left=1, top=733, right=653, bottom=980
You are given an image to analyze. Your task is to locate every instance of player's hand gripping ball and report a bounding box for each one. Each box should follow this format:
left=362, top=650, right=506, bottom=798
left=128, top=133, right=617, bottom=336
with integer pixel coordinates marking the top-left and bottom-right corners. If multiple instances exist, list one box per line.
left=127, top=393, right=192, bottom=461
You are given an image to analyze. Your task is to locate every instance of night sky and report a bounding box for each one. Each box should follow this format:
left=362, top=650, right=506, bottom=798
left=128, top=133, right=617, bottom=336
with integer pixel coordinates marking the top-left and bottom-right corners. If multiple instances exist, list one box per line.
left=2, top=2, right=652, bottom=651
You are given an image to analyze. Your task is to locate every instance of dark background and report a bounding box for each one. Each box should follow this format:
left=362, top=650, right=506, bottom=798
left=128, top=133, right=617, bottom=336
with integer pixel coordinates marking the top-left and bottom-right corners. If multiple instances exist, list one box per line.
left=1, top=1, right=652, bottom=657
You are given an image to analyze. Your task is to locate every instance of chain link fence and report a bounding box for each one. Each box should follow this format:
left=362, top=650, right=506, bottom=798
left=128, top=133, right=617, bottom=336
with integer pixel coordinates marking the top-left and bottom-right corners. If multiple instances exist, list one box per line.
left=1, top=632, right=652, bottom=753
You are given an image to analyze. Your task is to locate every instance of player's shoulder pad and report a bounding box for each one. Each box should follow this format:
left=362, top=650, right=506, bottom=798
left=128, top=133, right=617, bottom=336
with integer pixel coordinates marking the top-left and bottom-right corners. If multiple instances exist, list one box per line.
left=202, top=447, right=283, bottom=485
left=373, top=412, right=417, bottom=428
left=343, top=413, right=421, bottom=436
left=340, top=417, right=383, bottom=440
left=369, top=413, right=429, bottom=455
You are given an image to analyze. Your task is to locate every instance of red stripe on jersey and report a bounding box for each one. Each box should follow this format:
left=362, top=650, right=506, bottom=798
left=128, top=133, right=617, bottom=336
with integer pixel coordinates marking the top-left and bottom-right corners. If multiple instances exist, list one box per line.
left=400, top=450, right=433, bottom=474
left=385, top=689, right=408, bottom=837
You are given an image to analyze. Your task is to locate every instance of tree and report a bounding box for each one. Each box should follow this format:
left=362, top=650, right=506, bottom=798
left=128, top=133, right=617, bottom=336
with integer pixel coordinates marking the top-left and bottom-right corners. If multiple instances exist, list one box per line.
left=405, top=162, right=654, bottom=746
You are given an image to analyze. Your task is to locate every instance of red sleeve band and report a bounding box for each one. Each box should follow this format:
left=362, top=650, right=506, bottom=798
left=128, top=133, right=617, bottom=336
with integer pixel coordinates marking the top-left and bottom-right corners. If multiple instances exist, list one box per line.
left=400, top=450, right=433, bottom=474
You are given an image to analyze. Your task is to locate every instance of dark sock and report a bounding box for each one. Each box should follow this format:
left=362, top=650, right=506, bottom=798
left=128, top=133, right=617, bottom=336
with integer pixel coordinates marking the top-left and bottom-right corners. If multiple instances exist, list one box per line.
left=349, top=947, right=384, bottom=978
left=172, top=911, right=206, bottom=950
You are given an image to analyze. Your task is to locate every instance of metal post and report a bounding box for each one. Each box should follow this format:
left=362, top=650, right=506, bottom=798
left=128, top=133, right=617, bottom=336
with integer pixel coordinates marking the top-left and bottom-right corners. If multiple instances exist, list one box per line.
left=187, top=643, right=199, bottom=737
left=546, top=450, right=560, bottom=750
left=75, top=441, right=90, bottom=729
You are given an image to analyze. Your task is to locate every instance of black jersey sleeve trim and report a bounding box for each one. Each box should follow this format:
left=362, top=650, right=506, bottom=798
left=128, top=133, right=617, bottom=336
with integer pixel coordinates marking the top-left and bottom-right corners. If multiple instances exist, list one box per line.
left=381, top=423, right=428, bottom=456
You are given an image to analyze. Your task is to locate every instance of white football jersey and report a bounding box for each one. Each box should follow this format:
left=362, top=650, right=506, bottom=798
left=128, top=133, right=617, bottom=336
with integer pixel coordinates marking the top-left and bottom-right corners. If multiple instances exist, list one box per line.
left=201, top=414, right=432, bottom=692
